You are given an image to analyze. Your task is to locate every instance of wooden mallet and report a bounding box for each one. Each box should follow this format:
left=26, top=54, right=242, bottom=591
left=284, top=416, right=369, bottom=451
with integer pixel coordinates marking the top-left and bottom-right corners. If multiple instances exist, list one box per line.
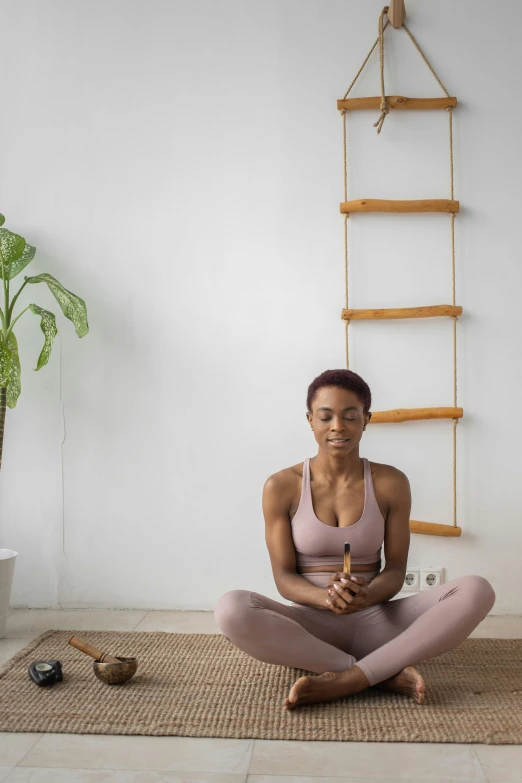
left=68, top=634, right=138, bottom=684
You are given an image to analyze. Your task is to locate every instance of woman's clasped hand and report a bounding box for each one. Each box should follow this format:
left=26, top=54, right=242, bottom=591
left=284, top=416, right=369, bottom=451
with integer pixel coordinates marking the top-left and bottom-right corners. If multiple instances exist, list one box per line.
left=325, top=572, right=369, bottom=614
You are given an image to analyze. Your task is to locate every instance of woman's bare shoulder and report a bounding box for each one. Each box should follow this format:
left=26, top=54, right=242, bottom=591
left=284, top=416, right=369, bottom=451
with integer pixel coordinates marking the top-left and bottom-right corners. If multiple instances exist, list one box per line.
left=370, top=461, right=410, bottom=505
left=370, top=460, right=409, bottom=481
left=264, top=461, right=304, bottom=500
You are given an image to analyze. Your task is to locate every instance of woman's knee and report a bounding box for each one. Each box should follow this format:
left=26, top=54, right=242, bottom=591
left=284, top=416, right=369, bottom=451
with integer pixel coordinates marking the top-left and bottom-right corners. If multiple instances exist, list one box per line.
left=214, top=589, right=255, bottom=637
left=462, top=574, right=496, bottom=610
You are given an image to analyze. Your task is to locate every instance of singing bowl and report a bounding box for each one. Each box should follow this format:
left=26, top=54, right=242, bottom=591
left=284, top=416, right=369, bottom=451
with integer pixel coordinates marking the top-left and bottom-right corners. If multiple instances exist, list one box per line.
left=92, top=656, right=138, bottom=684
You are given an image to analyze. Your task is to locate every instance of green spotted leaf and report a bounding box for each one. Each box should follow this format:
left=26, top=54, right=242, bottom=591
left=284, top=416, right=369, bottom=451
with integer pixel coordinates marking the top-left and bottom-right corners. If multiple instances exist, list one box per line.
left=24, top=272, right=89, bottom=338
left=6, top=331, right=21, bottom=408
left=0, top=228, right=26, bottom=280
left=4, top=242, right=36, bottom=280
left=29, top=304, right=58, bottom=370
left=0, top=340, right=11, bottom=386
left=0, top=215, right=5, bottom=227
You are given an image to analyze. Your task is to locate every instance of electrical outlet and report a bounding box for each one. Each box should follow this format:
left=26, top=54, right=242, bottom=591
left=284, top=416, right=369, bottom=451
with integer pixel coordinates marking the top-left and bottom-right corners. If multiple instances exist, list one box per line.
left=420, top=568, right=445, bottom=590
left=402, top=569, right=420, bottom=592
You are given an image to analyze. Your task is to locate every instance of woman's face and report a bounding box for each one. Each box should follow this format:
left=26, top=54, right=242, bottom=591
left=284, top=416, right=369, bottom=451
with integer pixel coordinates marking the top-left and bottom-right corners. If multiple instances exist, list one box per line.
left=307, top=386, right=371, bottom=450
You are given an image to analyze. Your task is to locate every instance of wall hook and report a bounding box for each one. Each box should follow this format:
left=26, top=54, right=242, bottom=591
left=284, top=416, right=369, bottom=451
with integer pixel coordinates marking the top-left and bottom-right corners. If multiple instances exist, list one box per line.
left=388, top=0, right=406, bottom=28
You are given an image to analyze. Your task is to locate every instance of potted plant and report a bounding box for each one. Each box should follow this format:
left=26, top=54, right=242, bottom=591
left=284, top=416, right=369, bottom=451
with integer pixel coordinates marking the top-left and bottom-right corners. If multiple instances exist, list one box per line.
left=0, top=214, right=89, bottom=637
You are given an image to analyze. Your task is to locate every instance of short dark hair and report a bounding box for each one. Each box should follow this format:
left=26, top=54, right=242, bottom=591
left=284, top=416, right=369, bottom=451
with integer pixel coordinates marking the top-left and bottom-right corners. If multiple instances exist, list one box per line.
left=306, top=369, right=372, bottom=416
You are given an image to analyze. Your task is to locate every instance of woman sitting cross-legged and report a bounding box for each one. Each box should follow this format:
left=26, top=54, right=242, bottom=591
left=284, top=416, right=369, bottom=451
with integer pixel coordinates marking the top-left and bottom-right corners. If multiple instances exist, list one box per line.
left=214, top=368, right=496, bottom=710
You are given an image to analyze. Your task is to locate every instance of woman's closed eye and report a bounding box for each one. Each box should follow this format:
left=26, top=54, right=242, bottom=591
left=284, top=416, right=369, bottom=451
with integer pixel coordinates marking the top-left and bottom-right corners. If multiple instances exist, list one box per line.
left=319, top=418, right=356, bottom=422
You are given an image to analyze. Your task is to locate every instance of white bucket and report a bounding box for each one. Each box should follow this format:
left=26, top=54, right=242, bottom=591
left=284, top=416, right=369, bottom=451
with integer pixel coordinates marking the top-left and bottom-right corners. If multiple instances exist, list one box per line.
left=0, top=549, right=17, bottom=639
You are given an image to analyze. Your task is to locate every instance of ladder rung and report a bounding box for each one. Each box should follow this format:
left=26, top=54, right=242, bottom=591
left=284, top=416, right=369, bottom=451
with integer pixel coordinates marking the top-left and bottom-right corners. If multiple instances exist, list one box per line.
left=337, top=96, right=457, bottom=111
left=370, top=407, right=463, bottom=423
left=410, top=520, right=462, bottom=537
left=342, top=305, right=462, bottom=321
left=341, top=199, right=460, bottom=214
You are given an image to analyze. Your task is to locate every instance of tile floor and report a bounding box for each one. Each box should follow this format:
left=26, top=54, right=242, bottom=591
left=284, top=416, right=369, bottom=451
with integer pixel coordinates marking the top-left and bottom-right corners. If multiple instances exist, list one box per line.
left=0, top=608, right=520, bottom=782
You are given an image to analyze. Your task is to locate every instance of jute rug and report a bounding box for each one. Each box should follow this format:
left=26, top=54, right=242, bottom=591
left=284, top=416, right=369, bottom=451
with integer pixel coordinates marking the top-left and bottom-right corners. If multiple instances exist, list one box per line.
left=0, top=629, right=521, bottom=743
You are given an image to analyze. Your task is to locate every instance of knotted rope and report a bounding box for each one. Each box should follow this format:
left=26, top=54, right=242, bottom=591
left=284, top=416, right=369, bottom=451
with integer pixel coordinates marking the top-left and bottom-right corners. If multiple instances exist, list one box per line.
left=373, top=6, right=390, bottom=134
left=340, top=5, right=451, bottom=134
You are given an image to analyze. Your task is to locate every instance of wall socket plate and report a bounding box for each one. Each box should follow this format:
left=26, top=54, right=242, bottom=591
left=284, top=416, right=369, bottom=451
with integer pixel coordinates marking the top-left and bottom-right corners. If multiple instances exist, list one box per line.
left=402, top=568, right=446, bottom=592
left=402, top=569, right=420, bottom=592
left=421, top=568, right=445, bottom=590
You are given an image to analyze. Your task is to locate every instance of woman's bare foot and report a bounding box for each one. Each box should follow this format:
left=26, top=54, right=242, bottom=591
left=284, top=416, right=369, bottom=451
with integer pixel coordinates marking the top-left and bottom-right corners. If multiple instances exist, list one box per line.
left=283, top=665, right=371, bottom=710
left=374, top=665, right=426, bottom=704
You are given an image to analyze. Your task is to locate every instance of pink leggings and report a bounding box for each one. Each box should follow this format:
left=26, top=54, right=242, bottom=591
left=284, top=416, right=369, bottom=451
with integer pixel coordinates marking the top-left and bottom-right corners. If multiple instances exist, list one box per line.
left=214, top=571, right=496, bottom=686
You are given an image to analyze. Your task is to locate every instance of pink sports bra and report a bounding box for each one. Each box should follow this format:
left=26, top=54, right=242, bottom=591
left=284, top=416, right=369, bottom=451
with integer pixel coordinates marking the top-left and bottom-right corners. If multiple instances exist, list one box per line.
left=291, top=456, right=385, bottom=568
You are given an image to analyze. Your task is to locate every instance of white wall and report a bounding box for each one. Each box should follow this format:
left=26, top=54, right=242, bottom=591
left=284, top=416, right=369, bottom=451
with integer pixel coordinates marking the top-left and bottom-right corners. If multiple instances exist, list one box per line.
left=0, top=0, right=520, bottom=613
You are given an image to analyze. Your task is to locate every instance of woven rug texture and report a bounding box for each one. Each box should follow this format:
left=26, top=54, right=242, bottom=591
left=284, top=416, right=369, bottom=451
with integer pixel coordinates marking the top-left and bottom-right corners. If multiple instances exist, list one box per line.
left=0, top=629, right=520, bottom=743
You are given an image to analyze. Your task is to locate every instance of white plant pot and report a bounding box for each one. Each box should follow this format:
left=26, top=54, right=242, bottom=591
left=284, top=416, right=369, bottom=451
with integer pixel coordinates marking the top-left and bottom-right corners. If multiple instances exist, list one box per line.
left=0, top=549, right=17, bottom=639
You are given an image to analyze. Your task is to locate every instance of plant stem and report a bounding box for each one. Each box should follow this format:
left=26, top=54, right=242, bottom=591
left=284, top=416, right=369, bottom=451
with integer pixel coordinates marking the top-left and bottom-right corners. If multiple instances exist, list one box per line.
left=2, top=279, right=6, bottom=333
left=8, top=279, right=27, bottom=322
left=5, top=305, right=30, bottom=339
left=0, top=248, right=7, bottom=339
left=0, top=386, right=5, bottom=471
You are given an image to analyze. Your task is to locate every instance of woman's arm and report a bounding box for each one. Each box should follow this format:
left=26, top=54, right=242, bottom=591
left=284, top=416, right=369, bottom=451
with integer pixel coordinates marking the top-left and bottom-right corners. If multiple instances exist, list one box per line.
left=365, top=467, right=411, bottom=607
left=263, top=473, right=329, bottom=610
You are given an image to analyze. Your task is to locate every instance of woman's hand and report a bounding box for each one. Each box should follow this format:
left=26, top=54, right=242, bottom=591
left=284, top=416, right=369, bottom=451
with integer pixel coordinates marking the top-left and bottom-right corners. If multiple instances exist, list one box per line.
left=325, top=572, right=369, bottom=614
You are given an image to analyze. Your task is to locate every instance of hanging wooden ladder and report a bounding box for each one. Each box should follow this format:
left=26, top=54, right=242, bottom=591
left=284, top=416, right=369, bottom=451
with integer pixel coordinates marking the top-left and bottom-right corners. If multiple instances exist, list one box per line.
left=339, top=1, right=462, bottom=537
